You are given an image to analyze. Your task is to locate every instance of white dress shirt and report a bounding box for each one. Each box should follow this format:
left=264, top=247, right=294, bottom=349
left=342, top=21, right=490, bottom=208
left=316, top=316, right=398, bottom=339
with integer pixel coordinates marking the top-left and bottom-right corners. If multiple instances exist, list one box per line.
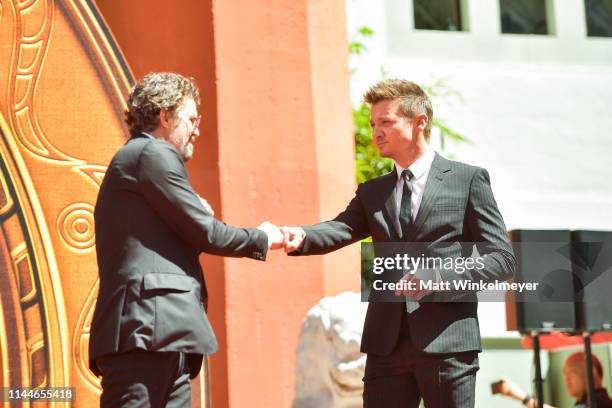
left=394, top=148, right=436, bottom=222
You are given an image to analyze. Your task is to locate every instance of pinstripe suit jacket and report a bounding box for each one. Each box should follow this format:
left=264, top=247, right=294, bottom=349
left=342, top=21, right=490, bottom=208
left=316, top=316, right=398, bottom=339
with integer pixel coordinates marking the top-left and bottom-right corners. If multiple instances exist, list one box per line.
left=294, top=153, right=515, bottom=356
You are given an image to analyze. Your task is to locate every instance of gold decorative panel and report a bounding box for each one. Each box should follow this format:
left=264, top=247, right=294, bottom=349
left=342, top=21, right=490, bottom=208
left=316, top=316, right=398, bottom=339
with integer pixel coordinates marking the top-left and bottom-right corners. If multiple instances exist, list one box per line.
left=0, top=0, right=210, bottom=406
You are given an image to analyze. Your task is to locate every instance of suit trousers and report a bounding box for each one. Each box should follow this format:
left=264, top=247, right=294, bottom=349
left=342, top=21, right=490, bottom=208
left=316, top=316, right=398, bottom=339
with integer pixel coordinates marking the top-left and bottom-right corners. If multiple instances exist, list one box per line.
left=96, top=349, right=191, bottom=408
left=363, top=312, right=479, bottom=408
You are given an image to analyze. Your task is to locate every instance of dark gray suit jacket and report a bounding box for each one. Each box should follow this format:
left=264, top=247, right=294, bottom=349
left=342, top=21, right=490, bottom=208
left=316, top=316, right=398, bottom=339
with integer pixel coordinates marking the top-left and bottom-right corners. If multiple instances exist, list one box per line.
left=89, top=134, right=268, bottom=377
left=293, top=153, right=515, bottom=356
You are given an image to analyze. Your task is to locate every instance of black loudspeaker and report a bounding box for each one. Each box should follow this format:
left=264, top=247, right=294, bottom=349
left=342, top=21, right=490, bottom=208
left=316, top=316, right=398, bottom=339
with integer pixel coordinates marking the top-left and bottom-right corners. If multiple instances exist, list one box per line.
left=571, top=230, right=612, bottom=332
left=509, top=229, right=576, bottom=333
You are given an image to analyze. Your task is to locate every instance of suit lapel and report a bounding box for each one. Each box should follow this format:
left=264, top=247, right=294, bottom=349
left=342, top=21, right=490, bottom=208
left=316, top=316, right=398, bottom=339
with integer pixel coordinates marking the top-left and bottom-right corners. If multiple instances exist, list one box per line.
left=410, top=153, right=451, bottom=237
left=381, top=170, right=402, bottom=240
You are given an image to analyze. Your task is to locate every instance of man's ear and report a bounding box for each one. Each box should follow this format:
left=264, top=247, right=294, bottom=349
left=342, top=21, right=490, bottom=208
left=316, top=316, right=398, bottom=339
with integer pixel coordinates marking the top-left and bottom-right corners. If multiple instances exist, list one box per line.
left=415, top=113, right=429, bottom=132
left=158, top=109, right=174, bottom=129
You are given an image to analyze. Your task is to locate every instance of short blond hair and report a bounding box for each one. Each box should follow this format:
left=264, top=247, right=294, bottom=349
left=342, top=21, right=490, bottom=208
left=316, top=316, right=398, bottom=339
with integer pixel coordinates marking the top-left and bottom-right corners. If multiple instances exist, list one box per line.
left=363, top=79, right=433, bottom=140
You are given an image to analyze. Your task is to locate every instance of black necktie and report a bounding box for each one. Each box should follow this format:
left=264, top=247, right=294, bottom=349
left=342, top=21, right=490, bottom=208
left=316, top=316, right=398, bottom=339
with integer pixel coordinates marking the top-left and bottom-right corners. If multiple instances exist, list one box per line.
left=399, top=169, right=414, bottom=240
left=399, top=169, right=420, bottom=313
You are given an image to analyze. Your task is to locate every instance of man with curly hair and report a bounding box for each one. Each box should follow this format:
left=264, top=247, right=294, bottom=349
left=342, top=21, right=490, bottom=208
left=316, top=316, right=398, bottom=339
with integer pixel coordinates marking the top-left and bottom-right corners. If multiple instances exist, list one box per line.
left=89, top=72, right=284, bottom=407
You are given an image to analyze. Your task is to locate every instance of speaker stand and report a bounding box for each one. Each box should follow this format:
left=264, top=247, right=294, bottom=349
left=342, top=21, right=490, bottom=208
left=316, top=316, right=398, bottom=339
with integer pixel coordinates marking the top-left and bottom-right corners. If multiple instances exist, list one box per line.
left=531, top=332, right=544, bottom=408
left=583, top=332, right=597, bottom=408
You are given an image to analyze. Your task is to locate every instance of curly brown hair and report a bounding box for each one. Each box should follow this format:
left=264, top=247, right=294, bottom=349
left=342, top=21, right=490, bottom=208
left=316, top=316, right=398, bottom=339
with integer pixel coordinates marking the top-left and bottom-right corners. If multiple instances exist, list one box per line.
left=363, top=79, right=433, bottom=141
left=125, top=72, right=200, bottom=137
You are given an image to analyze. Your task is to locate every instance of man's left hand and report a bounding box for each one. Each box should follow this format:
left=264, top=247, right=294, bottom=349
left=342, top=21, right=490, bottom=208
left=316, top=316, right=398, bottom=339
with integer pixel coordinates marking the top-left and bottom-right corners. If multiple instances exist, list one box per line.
left=394, top=269, right=440, bottom=300
left=197, top=195, right=215, bottom=216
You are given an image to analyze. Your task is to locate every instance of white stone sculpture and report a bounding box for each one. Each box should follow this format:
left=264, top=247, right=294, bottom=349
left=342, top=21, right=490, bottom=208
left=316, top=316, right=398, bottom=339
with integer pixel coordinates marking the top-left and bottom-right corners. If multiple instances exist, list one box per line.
left=293, top=291, right=368, bottom=408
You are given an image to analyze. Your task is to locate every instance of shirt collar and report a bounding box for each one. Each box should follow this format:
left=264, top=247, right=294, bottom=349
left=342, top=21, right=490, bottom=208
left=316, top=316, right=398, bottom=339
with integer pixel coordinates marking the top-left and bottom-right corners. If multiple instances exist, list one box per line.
left=141, top=132, right=156, bottom=139
left=394, top=148, right=436, bottom=181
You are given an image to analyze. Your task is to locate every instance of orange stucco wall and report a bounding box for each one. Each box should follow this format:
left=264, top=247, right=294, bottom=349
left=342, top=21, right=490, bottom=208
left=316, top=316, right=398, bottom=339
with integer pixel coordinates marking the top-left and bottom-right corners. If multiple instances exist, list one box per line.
left=95, top=1, right=358, bottom=406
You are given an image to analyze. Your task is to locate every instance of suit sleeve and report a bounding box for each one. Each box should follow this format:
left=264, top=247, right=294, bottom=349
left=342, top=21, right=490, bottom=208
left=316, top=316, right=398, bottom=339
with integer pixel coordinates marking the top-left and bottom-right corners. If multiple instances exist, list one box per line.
left=440, top=168, right=516, bottom=284
left=291, top=185, right=370, bottom=255
left=137, top=140, right=268, bottom=260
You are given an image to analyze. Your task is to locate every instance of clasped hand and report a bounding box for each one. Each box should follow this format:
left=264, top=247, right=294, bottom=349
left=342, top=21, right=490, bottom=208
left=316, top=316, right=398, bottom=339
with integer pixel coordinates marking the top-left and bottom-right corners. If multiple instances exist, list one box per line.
left=256, top=222, right=306, bottom=253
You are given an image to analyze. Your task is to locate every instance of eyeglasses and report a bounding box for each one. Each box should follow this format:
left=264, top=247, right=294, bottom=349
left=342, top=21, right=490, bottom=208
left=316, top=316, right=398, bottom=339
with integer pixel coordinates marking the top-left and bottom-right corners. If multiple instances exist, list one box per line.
left=177, top=114, right=201, bottom=129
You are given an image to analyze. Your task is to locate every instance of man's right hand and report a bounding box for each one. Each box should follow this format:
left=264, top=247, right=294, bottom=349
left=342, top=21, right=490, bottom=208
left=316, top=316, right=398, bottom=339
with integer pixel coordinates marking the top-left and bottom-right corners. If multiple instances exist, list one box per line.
left=257, top=221, right=286, bottom=250
left=279, top=226, right=306, bottom=253
left=497, top=377, right=527, bottom=401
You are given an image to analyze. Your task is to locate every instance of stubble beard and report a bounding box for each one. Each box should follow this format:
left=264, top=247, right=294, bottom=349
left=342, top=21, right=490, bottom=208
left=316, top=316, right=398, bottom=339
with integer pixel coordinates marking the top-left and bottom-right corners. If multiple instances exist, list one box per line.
left=181, top=142, right=193, bottom=162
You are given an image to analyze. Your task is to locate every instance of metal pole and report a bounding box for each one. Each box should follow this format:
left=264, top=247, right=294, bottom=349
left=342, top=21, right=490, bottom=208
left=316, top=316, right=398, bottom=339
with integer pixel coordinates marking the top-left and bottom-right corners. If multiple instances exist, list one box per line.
left=583, top=332, right=597, bottom=408
left=532, top=332, right=544, bottom=408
